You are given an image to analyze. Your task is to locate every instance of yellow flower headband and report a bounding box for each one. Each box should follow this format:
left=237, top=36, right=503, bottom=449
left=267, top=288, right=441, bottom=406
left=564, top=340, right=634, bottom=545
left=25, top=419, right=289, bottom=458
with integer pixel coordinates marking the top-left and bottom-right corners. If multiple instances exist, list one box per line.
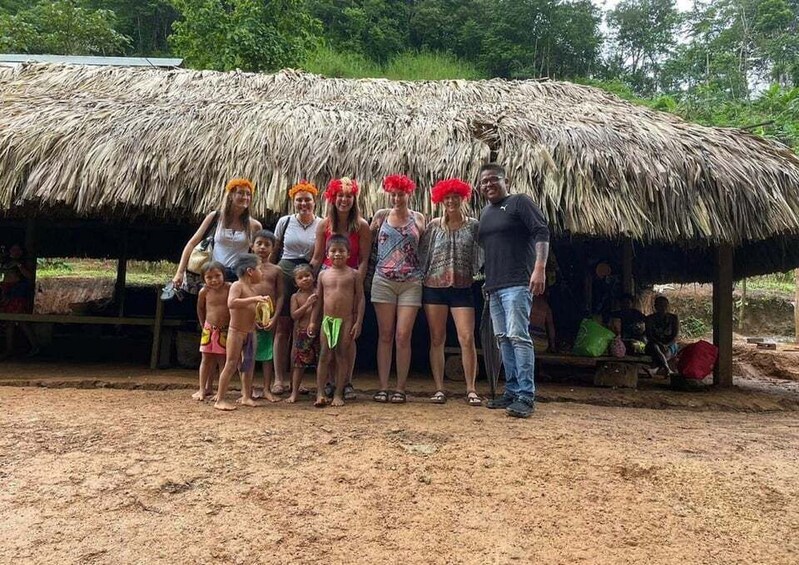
left=289, top=181, right=319, bottom=199
left=225, top=178, right=255, bottom=193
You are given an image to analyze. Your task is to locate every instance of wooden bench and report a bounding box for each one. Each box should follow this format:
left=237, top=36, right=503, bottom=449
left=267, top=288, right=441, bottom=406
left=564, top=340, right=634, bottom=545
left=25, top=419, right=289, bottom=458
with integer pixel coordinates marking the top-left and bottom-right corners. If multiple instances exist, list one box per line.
left=0, top=299, right=183, bottom=369
left=444, top=346, right=651, bottom=388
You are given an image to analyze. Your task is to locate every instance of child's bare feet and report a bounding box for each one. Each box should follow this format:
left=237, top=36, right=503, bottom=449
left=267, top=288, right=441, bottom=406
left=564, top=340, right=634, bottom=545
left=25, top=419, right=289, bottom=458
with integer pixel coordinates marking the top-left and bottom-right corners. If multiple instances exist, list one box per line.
left=285, top=395, right=298, bottom=403
left=191, top=390, right=205, bottom=401
left=236, top=396, right=261, bottom=407
left=263, top=392, right=280, bottom=403
left=214, top=399, right=237, bottom=411
left=313, top=395, right=327, bottom=408
left=330, top=394, right=345, bottom=407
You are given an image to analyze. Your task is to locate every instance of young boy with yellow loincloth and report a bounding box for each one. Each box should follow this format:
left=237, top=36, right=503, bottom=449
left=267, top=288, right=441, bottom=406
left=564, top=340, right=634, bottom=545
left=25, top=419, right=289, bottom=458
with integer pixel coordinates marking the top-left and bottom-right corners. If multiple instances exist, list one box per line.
left=214, top=254, right=271, bottom=411
left=194, top=261, right=231, bottom=400
left=286, top=264, right=319, bottom=403
left=250, top=230, right=285, bottom=402
left=309, top=235, right=364, bottom=407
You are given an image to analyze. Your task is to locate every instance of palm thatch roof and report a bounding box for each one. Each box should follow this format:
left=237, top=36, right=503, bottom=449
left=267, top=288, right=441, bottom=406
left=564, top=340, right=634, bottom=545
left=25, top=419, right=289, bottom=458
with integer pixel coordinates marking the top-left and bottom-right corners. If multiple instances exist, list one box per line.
left=1, top=63, right=799, bottom=248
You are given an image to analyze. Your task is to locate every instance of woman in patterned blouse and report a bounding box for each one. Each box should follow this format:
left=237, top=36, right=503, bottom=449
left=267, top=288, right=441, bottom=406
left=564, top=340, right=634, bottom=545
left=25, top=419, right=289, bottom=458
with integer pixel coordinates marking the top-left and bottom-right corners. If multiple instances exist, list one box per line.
left=370, top=175, right=426, bottom=404
left=420, top=179, right=482, bottom=406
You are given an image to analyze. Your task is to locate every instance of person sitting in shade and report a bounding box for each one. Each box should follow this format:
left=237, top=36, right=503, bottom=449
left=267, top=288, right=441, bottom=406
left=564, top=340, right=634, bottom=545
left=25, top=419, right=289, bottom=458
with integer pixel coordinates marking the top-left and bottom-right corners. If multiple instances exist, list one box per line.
left=609, top=293, right=647, bottom=355
left=645, top=295, right=680, bottom=376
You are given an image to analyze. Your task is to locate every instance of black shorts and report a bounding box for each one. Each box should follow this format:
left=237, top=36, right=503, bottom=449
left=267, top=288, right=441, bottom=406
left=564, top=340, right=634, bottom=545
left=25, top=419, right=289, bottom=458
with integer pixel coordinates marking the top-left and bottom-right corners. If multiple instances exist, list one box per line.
left=422, top=286, right=474, bottom=308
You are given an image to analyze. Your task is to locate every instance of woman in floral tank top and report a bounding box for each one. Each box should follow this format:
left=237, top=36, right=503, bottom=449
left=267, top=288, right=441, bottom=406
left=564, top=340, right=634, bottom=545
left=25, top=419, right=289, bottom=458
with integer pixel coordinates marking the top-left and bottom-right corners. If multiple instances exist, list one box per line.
left=420, top=179, right=482, bottom=406
left=370, top=175, right=426, bottom=404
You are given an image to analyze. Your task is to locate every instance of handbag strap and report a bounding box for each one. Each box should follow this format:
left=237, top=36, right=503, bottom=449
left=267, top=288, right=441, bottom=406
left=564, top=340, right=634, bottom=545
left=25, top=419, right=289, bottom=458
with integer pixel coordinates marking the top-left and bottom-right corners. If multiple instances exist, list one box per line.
left=203, top=211, right=220, bottom=247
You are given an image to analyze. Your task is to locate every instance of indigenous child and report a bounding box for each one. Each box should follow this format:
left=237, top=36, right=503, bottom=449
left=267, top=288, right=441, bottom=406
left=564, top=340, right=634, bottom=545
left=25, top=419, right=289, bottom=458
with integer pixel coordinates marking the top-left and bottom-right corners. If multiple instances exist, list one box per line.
left=250, top=230, right=285, bottom=402
left=286, top=264, right=319, bottom=403
left=309, top=235, right=365, bottom=407
left=214, top=254, right=270, bottom=411
left=194, top=261, right=231, bottom=400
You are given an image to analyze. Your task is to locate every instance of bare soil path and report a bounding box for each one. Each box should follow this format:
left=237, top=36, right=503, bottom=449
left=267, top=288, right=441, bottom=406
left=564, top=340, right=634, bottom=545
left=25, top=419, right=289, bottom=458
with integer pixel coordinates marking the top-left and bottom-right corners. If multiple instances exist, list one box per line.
left=1, top=387, right=797, bottom=564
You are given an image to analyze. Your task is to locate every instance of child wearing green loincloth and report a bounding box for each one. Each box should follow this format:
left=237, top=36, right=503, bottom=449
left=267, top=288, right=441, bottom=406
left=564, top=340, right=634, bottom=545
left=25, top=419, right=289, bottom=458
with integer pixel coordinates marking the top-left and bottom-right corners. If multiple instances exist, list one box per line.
left=308, top=235, right=365, bottom=407
left=250, top=230, right=285, bottom=402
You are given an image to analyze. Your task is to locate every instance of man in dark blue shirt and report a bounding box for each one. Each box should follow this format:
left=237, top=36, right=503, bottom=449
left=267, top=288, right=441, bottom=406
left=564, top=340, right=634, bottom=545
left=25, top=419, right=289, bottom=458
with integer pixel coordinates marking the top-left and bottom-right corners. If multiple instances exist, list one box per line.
left=477, top=163, right=550, bottom=417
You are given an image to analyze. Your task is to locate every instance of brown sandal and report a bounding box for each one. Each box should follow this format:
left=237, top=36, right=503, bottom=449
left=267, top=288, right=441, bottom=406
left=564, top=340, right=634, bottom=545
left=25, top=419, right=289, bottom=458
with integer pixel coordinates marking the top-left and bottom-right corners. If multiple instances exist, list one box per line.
left=466, top=392, right=482, bottom=406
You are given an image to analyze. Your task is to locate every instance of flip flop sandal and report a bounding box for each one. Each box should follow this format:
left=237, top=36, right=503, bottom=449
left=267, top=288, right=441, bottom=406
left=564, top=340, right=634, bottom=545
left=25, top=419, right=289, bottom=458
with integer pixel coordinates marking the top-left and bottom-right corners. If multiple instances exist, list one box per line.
left=324, top=382, right=335, bottom=399
left=344, top=384, right=356, bottom=400
left=270, top=383, right=286, bottom=395
left=430, top=391, right=447, bottom=404
left=390, top=391, right=407, bottom=404
left=373, top=390, right=389, bottom=403
left=466, top=392, right=483, bottom=406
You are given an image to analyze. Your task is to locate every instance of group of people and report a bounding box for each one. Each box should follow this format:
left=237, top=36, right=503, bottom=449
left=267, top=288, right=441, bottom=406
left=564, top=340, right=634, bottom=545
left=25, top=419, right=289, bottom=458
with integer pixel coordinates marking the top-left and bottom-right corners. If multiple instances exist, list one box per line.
left=610, top=293, right=680, bottom=375
left=173, top=164, right=550, bottom=418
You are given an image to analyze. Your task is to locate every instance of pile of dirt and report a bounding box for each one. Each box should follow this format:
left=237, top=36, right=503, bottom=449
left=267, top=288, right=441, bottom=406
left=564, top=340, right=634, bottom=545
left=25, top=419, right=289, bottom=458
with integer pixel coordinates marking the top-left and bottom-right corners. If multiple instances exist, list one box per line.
left=733, top=339, right=799, bottom=382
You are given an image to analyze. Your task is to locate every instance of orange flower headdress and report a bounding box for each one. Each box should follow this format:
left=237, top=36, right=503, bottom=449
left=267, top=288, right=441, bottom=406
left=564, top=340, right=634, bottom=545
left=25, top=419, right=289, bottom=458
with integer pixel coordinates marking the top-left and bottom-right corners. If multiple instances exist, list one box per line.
left=289, top=181, right=318, bottom=199
left=382, top=174, right=416, bottom=194
left=324, top=177, right=359, bottom=203
left=225, top=178, right=255, bottom=193
left=431, top=178, right=472, bottom=204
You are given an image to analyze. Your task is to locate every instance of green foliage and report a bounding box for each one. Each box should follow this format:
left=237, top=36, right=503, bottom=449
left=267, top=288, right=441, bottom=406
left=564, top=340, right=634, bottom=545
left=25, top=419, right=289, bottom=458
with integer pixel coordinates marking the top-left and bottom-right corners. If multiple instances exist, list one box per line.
left=605, top=0, right=682, bottom=95
left=302, top=44, right=382, bottom=78
left=383, top=51, right=484, bottom=80
left=86, top=1, right=178, bottom=55
left=302, top=46, right=485, bottom=80
left=0, top=0, right=130, bottom=55
left=168, top=0, right=321, bottom=72
left=681, top=316, right=709, bottom=338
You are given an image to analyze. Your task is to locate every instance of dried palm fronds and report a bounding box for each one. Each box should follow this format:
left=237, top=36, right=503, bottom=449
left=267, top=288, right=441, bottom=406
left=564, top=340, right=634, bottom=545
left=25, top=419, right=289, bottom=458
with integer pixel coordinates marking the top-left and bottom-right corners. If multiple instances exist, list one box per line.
left=1, top=63, right=798, bottom=246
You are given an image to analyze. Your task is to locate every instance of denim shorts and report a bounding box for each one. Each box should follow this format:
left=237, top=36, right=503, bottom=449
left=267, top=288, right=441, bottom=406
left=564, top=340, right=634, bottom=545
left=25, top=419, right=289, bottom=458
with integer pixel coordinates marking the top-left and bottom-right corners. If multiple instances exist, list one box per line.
left=370, top=275, right=422, bottom=307
left=422, top=286, right=474, bottom=308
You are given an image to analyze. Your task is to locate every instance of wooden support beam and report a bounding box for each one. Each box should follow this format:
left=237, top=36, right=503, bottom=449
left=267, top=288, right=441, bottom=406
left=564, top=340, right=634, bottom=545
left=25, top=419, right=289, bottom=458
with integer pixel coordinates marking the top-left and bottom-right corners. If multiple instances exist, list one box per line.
left=24, top=219, right=36, bottom=309
left=114, top=230, right=128, bottom=318
left=150, top=288, right=165, bottom=370
left=713, top=244, right=734, bottom=387
left=795, top=269, right=799, bottom=344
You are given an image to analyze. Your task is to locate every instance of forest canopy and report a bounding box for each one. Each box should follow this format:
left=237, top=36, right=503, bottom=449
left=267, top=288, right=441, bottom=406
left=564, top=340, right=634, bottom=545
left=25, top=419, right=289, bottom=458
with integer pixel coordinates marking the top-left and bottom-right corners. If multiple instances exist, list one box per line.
left=1, top=0, right=797, bottom=147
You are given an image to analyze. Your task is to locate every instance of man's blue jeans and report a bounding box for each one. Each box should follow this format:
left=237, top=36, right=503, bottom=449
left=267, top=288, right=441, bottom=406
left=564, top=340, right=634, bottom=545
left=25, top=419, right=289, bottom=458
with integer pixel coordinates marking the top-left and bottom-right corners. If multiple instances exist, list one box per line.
left=489, top=286, right=534, bottom=402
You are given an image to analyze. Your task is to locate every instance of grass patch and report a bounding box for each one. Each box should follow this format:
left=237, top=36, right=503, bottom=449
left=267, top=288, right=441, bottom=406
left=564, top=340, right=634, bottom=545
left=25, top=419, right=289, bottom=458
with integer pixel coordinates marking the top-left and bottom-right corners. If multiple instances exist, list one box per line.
left=301, top=47, right=485, bottom=80
left=36, top=258, right=176, bottom=286
left=744, top=273, right=796, bottom=295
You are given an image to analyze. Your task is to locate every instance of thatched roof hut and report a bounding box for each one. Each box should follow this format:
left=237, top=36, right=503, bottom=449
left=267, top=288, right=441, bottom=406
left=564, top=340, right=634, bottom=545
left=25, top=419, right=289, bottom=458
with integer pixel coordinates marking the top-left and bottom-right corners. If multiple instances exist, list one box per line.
left=1, top=63, right=799, bottom=281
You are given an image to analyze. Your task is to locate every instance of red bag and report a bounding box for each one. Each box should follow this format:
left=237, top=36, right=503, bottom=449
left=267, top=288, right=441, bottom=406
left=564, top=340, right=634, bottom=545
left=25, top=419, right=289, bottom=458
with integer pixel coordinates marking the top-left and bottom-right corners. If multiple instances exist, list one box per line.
left=676, top=340, right=718, bottom=379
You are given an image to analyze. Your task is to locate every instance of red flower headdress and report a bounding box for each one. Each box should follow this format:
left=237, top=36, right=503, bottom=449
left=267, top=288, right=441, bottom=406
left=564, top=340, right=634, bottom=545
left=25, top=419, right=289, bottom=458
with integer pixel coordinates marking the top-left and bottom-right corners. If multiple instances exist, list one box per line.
left=225, top=178, right=255, bottom=193
left=289, top=181, right=318, bottom=199
left=382, top=174, right=416, bottom=194
left=431, top=178, right=472, bottom=204
left=324, top=177, right=359, bottom=203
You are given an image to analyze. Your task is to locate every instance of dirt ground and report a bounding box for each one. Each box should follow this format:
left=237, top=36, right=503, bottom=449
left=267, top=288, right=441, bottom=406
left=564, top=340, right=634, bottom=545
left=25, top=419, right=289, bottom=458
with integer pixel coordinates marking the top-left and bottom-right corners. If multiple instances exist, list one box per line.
left=1, top=386, right=798, bottom=565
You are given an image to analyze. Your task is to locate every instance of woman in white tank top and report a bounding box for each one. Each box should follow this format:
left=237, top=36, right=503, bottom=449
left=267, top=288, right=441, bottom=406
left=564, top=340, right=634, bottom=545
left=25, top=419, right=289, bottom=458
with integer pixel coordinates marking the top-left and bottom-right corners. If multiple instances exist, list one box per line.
left=173, top=178, right=262, bottom=287
left=268, top=181, right=321, bottom=395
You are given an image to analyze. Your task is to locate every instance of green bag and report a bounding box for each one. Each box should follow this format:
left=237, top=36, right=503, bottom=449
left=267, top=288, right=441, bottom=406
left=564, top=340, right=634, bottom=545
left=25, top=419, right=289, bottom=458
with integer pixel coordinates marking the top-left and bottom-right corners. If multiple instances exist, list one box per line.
left=572, top=318, right=616, bottom=357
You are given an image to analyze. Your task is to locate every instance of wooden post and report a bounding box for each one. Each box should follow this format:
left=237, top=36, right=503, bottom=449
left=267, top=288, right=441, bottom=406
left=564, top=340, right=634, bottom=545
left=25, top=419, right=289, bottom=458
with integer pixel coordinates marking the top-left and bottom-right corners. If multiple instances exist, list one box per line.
left=150, top=287, right=165, bottom=370
left=24, top=218, right=36, bottom=311
left=713, top=244, right=734, bottom=387
left=622, top=239, right=634, bottom=295
left=738, top=278, right=746, bottom=331
left=114, top=230, right=128, bottom=318
left=795, top=268, right=799, bottom=344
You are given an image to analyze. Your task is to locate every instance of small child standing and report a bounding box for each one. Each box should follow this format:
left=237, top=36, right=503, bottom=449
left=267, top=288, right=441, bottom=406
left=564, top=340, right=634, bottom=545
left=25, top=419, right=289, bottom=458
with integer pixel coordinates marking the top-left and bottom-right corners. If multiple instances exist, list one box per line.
left=250, top=230, right=285, bottom=401
left=286, top=264, right=319, bottom=403
left=194, top=261, right=231, bottom=400
left=309, top=235, right=365, bottom=407
left=214, top=254, right=270, bottom=411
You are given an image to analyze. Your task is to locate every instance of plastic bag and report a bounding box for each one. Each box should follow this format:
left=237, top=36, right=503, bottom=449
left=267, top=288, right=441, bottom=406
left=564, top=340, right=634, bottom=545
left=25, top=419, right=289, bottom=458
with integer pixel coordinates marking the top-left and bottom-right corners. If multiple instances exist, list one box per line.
left=676, top=340, right=718, bottom=379
left=572, top=318, right=616, bottom=357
